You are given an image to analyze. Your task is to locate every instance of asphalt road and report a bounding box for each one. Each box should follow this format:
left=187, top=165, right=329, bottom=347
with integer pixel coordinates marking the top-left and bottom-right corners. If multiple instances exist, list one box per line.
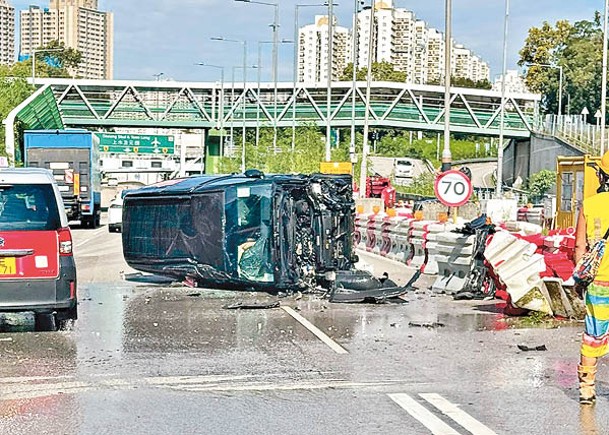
left=0, top=217, right=602, bottom=435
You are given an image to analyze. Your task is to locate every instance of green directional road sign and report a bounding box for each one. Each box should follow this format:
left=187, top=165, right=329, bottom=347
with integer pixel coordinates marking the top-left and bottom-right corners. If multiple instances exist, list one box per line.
left=95, top=133, right=175, bottom=155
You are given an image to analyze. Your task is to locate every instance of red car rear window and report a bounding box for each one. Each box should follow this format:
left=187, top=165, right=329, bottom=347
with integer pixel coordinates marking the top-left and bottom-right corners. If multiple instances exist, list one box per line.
left=0, top=184, right=61, bottom=231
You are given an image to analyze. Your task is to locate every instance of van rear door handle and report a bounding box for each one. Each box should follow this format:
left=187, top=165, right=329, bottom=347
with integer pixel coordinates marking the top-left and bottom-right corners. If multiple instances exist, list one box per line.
left=0, top=249, right=34, bottom=257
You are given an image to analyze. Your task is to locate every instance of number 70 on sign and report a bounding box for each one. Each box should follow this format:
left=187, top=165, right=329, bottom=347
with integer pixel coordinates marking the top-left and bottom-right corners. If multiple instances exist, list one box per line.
left=433, top=170, right=473, bottom=207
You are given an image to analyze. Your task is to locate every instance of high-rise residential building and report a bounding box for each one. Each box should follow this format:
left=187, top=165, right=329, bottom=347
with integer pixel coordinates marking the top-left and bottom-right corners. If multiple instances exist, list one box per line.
left=357, top=2, right=417, bottom=81
left=425, top=28, right=444, bottom=84
left=493, top=70, right=528, bottom=94
left=298, top=15, right=349, bottom=83
left=300, top=0, right=489, bottom=86
left=20, top=0, right=114, bottom=79
left=0, top=0, right=14, bottom=65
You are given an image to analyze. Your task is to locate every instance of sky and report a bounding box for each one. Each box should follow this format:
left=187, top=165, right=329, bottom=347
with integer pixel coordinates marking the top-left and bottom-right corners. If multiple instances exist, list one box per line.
left=10, top=0, right=603, bottom=82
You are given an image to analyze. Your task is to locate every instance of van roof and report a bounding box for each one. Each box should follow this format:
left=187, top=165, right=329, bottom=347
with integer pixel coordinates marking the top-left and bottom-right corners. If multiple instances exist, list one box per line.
left=0, top=168, right=55, bottom=184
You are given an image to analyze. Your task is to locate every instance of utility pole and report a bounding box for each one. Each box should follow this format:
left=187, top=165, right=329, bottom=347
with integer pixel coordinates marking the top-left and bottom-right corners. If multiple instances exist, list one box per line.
left=325, top=1, right=335, bottom=161
left=441, top=0, right=452, bottom=172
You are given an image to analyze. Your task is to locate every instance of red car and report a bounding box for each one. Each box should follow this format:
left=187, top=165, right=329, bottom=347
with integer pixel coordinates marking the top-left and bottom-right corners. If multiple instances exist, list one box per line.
left=0, top=168, right=77, bottom=330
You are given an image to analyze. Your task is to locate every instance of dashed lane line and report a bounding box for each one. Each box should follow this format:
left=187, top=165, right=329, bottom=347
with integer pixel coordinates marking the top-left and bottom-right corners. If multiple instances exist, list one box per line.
left=388, top=393, right=462, bottom=435
left=281, top=306, right=349, bottom=354
left=74, top=225, right=108, bottom=248
left=420, top=393, right=498, bottom=435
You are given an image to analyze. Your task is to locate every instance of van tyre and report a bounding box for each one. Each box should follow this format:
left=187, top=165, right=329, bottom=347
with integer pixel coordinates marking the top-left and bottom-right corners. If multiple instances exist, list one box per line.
left=34, top=313, right=56, bottom=332
left=56, top=305, right=78, bottom=331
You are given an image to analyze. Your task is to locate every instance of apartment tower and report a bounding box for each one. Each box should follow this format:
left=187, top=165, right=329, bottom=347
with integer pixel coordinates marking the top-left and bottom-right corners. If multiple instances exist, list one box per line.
left=0, top=0, right=14, bottom=65
left=20, top=0, right=114, bottom=79
left=298, top=15, right=349, bottom=83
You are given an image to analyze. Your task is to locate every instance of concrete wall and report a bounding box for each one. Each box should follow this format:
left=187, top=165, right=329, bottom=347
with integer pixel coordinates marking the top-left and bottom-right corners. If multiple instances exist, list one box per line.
left=503, top=133, right=583, bottom=185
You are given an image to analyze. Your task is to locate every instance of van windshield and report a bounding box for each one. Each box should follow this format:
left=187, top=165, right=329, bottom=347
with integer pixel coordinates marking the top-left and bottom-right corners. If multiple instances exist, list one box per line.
left=0, top=184, right=62, bottom=231
left=396, top=160, right=412, bottom=166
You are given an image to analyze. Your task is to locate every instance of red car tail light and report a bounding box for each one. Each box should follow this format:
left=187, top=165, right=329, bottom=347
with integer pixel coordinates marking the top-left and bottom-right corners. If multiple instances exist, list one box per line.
left=58, top=227, right=73, bottom=256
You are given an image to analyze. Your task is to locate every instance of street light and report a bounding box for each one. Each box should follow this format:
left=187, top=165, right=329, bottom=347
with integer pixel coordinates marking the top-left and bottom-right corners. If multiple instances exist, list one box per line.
left=235, top=0, right=280, bottom=155
left=442, top=0, right=452, bottom=172
left=258, top=39, right=293, bottom=150
left=350, top=0, right=360, bottom=164
left=293, top=3, right=332, bottom=151
left=526, top=63, right=563, bottom=116
left=359, top=0, right=376, bottom=196
left=196, top=63, right=225, bottom=159
left=31, top=47, right=64, bottom=86
left=211, top=37, right=248, bottom=173
left=325, top=0, right=335, bottom=162
left=496, top=0, right=509, bottom=197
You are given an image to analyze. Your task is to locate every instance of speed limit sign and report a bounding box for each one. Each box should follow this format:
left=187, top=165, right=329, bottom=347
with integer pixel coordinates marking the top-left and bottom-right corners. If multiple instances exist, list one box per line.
left=434, top=170, right=473, bottom=207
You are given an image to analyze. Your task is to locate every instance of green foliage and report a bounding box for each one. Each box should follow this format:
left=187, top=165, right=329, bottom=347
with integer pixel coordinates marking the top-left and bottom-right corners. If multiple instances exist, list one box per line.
left=373, top=132, right=496, bottom=166
left=396, top=172, right=435, bottom=197
left=527, top=169, right=556, bottom=199
left=340, top=61, right=407, bottom=82
left=0, top=40, right=82, bottom=79
left=0, top=78, right=34, bottom=157
left=519, top=17, right=602, bottom=118
left=0, top=41, right=83, bottom=159
left=217, top=124, right=362, bottom=179
left=428, top=76, right=492, bottom=90
left=217, top=126, right=495, bottom=190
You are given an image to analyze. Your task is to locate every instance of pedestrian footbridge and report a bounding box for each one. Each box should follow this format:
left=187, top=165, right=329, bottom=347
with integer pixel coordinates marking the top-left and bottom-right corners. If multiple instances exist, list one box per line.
left=4, top=78, right=540, bottom=163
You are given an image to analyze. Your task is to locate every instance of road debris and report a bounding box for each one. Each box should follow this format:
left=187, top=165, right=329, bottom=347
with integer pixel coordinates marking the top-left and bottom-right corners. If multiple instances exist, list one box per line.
left=517, top=344, right=547, bottom=352
left=223, top=301, right=281, bottom=310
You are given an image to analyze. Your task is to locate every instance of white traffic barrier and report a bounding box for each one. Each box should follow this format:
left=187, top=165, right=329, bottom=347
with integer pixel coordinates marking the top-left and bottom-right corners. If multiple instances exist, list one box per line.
left=409, top=220, right=435, bottom=269
left=424, top=222, right=461, bottom=275
left=503, top=221, right=543, bottom=235
left=388, top=218, right=413, bottom=263
left=354, top=214, right=370, bottom=250
left=517, top=206, right=544, bottom=226
left=484, top=231, right=551, bottom=314
left=431, top=232, right=476, bottom=295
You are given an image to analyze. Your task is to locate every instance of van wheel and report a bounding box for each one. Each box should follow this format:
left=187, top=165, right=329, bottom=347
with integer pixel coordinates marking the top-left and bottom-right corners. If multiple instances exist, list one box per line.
left=56, top=306, right=78, bottom=331
left=34, top=313, right=56, bottom=332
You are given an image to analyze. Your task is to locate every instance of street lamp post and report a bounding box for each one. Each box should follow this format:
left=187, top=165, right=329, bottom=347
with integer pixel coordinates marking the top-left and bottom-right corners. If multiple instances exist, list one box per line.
left=196, top=63, right=225, bottom=157
left=31, top=47, right=64, bottom=87
left=359, top=0, right=376, bottom=196
left=441, top=0, right=452, bottom=172
left=258, top=39, right=293, bottom=150
left=496, top=0, right=509, bottom=197
left=349, top=0, right=360, bottom=163
left=325, top=0, right=335, bottom=162
left=235, top=0, right=280, bottom=152
left=350, top=0, right=360, bottom=164
left=293, top=3, right=331, bottom=151
left=211, top=37, right=248, bottom=173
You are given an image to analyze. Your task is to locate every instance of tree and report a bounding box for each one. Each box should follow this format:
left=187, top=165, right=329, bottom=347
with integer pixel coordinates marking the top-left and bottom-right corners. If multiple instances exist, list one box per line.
left=527, top=169, right=556, bottom=199
left=426, top=76, right=492, bottom=89
left=340, top=61, right=407, bottom=82
left=519, top=17, right=603, bottom=118
left=0, top=40, right=82, bottom=79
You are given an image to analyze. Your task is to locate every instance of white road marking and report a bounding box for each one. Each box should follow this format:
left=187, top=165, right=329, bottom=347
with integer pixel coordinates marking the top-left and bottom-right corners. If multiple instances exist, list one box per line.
left=420, top=393, right=498, bottom=435
left=281, top=306, right=348, bottom=354
left=74, top=226, right=107, bottom=248
left=388, top=393, right=461, bottom=435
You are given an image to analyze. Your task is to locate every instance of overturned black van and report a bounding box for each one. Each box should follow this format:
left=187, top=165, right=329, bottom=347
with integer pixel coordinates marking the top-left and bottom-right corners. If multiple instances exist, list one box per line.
left=121, top=171, right=408, bottom=302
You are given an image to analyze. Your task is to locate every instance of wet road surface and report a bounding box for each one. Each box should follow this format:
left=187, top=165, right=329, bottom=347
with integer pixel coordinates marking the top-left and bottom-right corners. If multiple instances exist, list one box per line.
left=0, top=219, right=604, bottom=434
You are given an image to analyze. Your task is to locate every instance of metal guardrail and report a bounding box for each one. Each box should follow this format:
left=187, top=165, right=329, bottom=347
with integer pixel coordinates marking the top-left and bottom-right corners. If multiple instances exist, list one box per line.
left=533, top=114, right=606, bottom=155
